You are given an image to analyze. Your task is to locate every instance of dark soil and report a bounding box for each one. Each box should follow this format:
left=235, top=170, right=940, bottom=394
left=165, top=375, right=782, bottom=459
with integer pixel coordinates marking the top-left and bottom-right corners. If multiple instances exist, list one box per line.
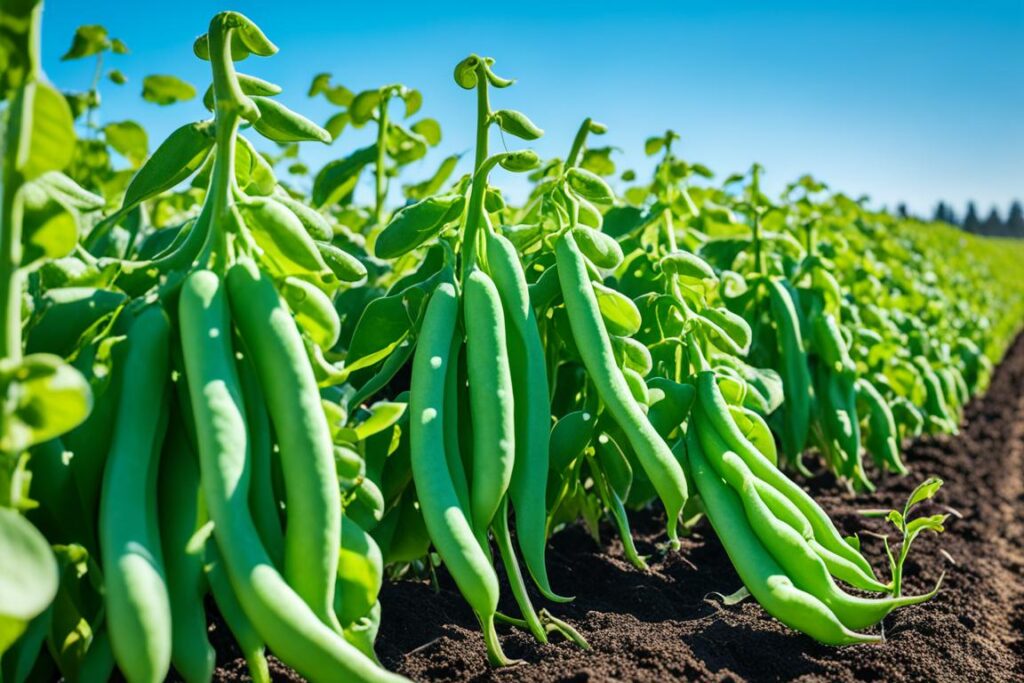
left=213, top=333, right=1024, bottom=682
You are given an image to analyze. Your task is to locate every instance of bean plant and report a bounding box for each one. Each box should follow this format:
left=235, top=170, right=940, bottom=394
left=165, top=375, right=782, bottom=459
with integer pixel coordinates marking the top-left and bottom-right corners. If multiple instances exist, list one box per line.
left=2, top=4, right=1023, bottom=682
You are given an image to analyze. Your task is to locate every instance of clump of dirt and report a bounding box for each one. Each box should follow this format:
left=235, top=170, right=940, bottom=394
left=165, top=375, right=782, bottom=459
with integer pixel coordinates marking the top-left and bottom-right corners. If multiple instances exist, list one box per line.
left=211, top=333, right=1024, bottom=682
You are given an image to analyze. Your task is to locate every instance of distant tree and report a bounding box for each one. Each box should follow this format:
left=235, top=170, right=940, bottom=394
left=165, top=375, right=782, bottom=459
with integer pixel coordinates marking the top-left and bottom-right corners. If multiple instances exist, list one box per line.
left=963, top=202, right=981, bottom=233
left=897, top=203, right=909, bottom=218
left=982, top=207, right=1003, bottom=236
left=1007, top=201, right=1024, bottom=237
left=933, top=201, right=948, bottom=224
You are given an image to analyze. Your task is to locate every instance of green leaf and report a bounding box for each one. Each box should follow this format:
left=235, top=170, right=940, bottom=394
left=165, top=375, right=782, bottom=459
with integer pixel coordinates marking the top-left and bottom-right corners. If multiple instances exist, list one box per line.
left=350, top=90, right=381, bottom=125
left=107, top=69, right=127, bottom=85
left=374, top=194, right=464, bottom=259
left=352, top=401, right=407, bottom=441
left=402, top=89, right=422, bottom=118
left=385, top=122, right=428, bottom=166
left=61, top=25, right=110, bottom=61
left=18, top=182, right=78, bottom=266
left=10, top=81, right=76, bottom=180
left=581, top=147, right=616, bottom=176
left=906, top=476, right=943, bottom=511
left=251, top=96, right=331, bottom=144
left=492, top=109, right=543, bottom=141
left=403, top=154, right=459, bottom=201
left=410, top=118, right=441, bottom=146
left=567, top=167, right=614, bottom=204
left=592, top=282, right=641, bottom=336
left=121, top=120, right=214, bottom=211
left=141, top=74, right=196, bottom=105
left=110, top=38, right=129, bottom=54
left=312, top=144, right=377, bottom=208
left=904, top=514, right=948, bottom=545
left=0, top=354, right=92, bottom=453
left=103, top=120, right=148, bottom=167
left=644, top=136, right=664, bottom=156
left=0, top=509, right=59, bottom=657
left=324, top=111, right=350, bottom=140
left=886, top=510, right=905, bottom=530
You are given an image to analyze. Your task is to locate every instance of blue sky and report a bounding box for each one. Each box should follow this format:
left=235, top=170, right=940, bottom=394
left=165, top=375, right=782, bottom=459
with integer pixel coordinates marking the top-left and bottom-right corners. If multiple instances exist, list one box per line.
left=39, top=0, right=1023, bottom=217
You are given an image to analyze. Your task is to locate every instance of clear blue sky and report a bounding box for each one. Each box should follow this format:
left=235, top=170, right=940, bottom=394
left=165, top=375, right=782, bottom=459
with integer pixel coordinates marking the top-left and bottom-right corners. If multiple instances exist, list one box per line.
left=39, top=0, right=1023, bottom=218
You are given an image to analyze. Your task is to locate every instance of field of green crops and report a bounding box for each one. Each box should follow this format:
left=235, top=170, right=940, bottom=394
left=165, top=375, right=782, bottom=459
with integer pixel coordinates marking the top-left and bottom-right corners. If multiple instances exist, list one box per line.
left=2, top=6, right=1024, bottom=683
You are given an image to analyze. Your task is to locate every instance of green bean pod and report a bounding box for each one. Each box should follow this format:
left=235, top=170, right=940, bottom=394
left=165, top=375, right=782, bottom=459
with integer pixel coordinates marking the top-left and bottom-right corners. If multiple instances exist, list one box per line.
left=236, top=350, right=286, bottom=567
left=685, top=433, right=880, bottom=646
left=206, top=543, right=271, bottom=683
left=99, top=305, right=172, bottom=683
left=744, top=473, right=892, bottom=593
left=464, top=267, right=516, bottom=539
left=855, top=378, right=906, bottom=475
left=179, top=269, right=404, bottom=683
left=157, top=412, right=215, bottom=683
left=226, top=259, right=341, bottom=631
left=766, top=278, right=812, bottom=466
left=556, top=231, right=687, bottom=544
left=408, top=282, right=509, bottom=666
left=485, top=231, right=566, bottom=602
left=715, top=448, right=938, bottom=630
left=694, top=371, right=880, bottom=583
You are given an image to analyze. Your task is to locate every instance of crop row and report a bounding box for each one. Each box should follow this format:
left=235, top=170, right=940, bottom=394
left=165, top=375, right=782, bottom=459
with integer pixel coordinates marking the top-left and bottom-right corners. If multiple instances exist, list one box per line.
left=2, top=7, right=1024, bottom=683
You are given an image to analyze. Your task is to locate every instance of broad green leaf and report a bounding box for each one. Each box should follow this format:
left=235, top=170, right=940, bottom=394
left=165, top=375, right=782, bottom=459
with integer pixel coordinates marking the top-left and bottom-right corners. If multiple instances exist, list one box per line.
left=141, top=74, right=196, bottom=105
left=121, top=120, right=214, bottom=210
left=107, top=69, right=127, bottom=85
left=385, top=122, right=428, bottom=165
left=61, top=25, right=110, bottom=61
left=324, top=111, right=350, bottom=140
left=103, top=120, right=148, bottom=167
left=312, top=144, right=377, bottom=208
left=11, top=81, right=76, bottom=180
left=0, top=354, right=92, bottom=453
left=19, top=182, right=78, bottom=265
left=0, top=509, right=59, bottom=656
left=644, top=136, right=664, bottom=156
left=410, top=118, right=441, bottom=146
left=350, top=90, right=381, bottom=125
left=110, top=38, right=129, bottom=54
left=374, top=194, right=464, bottom=259
left=581, top=146, right=616, bottom=176
left=592, top=282, right=641, bottom=336
left=402, top=89, right=422, bottom=118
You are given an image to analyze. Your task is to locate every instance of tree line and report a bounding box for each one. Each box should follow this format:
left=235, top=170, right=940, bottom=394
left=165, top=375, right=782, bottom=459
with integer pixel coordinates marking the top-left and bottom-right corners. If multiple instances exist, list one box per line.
left=921, top=201, right=1024, bottom=238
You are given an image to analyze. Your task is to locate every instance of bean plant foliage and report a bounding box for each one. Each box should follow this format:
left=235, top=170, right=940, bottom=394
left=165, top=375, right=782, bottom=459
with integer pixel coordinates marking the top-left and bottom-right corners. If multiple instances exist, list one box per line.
left=1, top=4, right=1024, bottom=682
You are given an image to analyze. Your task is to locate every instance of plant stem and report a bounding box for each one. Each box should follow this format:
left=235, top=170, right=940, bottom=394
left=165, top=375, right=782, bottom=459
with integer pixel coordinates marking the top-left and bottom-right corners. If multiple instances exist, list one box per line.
left=565, top=118, right=591, bottom=168
left=374, top=93, right=391, bottom=226
left=473, top=69, right=490, bottom=173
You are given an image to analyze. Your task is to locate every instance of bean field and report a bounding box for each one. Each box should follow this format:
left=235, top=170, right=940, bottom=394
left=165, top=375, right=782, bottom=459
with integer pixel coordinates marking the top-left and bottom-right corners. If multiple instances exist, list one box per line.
left=1, top=6, right=1023, bottom=683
